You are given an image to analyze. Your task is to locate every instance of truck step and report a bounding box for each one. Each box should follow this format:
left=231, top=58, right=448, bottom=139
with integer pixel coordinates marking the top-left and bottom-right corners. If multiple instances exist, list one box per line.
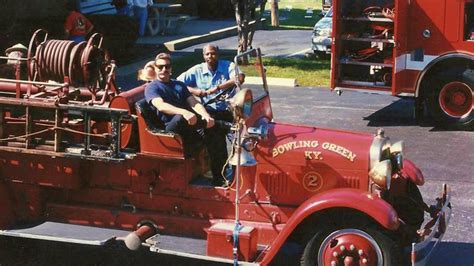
left=0, top=222, right=130, bottom=246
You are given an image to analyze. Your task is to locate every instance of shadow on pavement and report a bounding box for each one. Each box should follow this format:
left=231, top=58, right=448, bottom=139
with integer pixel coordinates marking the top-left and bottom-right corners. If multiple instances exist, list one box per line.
left=363, top=98, right=472, bottom=132
left=429, top=241, right=474, bottom=266
left=363, top=98, right=420, bottom=127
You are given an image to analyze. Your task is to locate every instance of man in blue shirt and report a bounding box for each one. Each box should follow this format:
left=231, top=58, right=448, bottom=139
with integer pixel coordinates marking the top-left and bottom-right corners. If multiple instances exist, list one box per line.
left=145, top=53, right=228, bottom=186
left=177, top=44, right=244, bottom=122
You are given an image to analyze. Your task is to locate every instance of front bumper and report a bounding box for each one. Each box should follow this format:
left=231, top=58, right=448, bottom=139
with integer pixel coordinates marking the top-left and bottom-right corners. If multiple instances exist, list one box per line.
left=411, top=184, right=452, bottom=266
left=311, top=36, right=332, bottom=53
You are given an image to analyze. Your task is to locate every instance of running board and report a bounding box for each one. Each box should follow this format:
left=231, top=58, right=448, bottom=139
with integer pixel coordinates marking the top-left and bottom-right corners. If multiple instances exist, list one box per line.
left=0, top=222, right=130, bottom=246
left=0, top=222, right=261, bottom=265
left=145, top=234, right=260, bottom=266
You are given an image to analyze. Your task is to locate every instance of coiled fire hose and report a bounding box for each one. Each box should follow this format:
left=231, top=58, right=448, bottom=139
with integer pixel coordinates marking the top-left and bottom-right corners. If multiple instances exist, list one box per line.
left=27, top=29, right=114, bottom=103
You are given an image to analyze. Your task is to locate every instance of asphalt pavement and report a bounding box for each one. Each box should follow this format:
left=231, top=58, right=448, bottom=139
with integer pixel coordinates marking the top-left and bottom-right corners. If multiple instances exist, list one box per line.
left=181, top=29, right=313, bottom=58
left=267, top=85, right=474, bottom=265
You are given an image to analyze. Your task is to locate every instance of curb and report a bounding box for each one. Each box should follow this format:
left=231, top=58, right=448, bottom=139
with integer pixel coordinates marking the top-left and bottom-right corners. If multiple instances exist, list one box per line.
left=165, top=26, right=238, bottom=51
left=245, top=76, right=297, bottom=87
left=164, top=19, right=266, bottom=51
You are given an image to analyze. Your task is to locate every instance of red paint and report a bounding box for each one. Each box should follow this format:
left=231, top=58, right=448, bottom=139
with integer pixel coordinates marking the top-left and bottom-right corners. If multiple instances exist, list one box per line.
left=331, top=0, right=473, bottom=123
left=401, top=159, right=425, bottom=185
left=0, top=46, right=443, bottom=264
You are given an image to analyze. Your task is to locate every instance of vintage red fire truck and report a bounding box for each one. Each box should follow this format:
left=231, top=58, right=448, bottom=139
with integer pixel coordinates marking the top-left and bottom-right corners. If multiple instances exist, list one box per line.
left=0, top=30, right=451, bottom=265
left=330, top=0, right=474, bottom=129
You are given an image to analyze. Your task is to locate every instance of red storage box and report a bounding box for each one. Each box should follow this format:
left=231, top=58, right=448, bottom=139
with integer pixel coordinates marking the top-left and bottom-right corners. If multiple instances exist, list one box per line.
left=207, top=223, right=258, bottom=261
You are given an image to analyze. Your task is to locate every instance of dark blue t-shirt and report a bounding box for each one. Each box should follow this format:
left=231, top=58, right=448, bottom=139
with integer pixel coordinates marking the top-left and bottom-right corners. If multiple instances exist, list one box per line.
left=144, top=79, right=192, bottom=123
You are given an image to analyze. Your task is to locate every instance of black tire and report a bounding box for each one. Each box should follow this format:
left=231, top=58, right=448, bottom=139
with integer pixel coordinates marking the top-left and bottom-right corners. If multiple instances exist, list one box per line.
left=300, top=226, right=401, bottom=266
left=428, top=74, right=473, bottom=129
left=392, top=181, right=425, bottom=239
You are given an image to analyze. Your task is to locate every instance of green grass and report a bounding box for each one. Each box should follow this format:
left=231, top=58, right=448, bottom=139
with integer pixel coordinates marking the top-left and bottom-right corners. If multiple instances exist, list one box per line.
left=262, top=0, right=323, bottom=30
left=173, top=0, right=332, bottom=88
left=173, top=52, right=331, bottom=87
left=262, top=56, right=330, bottom=87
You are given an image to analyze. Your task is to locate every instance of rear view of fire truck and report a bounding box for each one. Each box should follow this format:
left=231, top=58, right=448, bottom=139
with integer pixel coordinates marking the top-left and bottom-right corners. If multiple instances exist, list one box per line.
left=331, top=0, right=474, bottom=129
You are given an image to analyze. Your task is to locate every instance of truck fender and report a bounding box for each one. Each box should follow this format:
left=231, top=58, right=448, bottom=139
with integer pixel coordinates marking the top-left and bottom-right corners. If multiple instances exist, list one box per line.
left=260, top=188, right=399, bottom=265
left=400, top=159, right=425, bottom=185
left=0, top=182, right=15, bottom=229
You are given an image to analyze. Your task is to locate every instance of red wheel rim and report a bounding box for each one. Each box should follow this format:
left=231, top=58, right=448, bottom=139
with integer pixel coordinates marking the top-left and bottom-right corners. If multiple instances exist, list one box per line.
left=439, top=81, right=473, bottom=118
left=318, top=229, right=382, bottom=266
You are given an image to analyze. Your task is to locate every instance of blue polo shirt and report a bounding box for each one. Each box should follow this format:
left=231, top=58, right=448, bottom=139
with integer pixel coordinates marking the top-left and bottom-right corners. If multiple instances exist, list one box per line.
left=144, top=79, right=192, bottom=123
left=177, top=60, right=236, bottom=111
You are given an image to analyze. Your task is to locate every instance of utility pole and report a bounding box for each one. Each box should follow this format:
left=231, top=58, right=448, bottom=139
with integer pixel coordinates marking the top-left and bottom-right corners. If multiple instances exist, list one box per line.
left=270, top=0, right=279, bottom=27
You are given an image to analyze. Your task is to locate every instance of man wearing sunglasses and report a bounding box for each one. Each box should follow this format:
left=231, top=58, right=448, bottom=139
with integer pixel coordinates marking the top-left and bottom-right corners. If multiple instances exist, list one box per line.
left=144, top=53, right=228, bottom=186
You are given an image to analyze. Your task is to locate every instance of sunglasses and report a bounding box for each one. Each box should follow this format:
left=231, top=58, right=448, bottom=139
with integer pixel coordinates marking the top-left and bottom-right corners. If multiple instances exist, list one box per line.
left=155, top=64, right=171, bottom=70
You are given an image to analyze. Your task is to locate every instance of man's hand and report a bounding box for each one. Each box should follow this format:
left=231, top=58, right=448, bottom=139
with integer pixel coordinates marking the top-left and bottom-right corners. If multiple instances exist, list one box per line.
left=206, top=86, right=220, bottom=95
left=183, top=111, right=197, bottom=125
left=202, top=115, right=215, bottom=128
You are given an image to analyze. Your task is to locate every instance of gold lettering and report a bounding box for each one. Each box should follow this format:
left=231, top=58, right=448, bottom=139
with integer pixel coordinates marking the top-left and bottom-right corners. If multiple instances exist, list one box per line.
left=322, top=142, right=329, bottom=149
left=277, top=146, right=285, bottom=154
left=321, top=142, right=356, bottom=162
left=348, top=153, right=356, bottom=162
left=304, top=151, right=323, bottom=160
left=283, top=142, right=294, bottom=152
left=303, top=141, right=311, bottom=148
left=311, top=151, right=322, bottom=160
left=272, top=148, right=278, bottom=157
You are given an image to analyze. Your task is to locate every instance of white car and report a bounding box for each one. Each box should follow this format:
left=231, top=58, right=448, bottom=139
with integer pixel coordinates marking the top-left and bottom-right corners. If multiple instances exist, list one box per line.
left=311, top=7, right=332, bottom=57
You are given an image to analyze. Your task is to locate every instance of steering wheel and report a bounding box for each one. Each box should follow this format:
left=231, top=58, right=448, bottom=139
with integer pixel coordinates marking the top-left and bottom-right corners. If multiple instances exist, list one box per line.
left=202, top=87, right=234, bottom=107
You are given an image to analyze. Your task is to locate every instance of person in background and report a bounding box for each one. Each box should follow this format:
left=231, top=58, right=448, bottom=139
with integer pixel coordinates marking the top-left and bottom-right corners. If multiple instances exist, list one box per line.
left=177, top=44, right=245, bottom=123
left=131, top=0, right=153, bottom=37
left=145, top=53, right=229, bottom=186
left=138, top=61, right=156, bottom=82
left=64, top=0, right=94, bottom=43
left=111, top=0, right=131, bottom=16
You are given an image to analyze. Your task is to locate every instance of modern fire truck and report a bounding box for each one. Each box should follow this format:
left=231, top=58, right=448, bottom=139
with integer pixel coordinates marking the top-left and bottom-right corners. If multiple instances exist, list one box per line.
left=0, top=30, right=451, bottom=265
left=331, top=0, right=474, bottom=129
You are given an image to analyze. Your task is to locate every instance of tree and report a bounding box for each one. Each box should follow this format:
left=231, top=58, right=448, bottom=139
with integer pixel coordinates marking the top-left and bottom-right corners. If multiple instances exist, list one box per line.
left=231, top=0, right=268, bottom=54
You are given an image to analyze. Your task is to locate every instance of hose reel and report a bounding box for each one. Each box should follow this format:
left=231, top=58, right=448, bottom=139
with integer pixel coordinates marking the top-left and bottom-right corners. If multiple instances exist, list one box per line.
left=27, top=29, right=116, bottom=103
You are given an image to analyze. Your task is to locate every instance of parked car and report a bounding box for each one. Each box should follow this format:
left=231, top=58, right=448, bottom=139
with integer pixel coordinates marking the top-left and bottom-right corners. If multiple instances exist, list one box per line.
left=312, top=7, right=332, bottom=57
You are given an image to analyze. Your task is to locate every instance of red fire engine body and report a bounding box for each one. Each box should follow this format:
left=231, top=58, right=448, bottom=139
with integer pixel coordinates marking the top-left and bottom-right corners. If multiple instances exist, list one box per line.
left=0, top=31, right=451, bottom=265
left=331, top=0, right=474, bottom=129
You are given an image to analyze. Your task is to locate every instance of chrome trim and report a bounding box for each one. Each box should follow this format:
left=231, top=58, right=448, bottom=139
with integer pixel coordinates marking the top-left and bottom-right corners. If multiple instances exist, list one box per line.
left=411, top=184, right=452, bottom=266
left=369, top=133, right=391, bottom=171
left=334, top=86, right=394, bottom=95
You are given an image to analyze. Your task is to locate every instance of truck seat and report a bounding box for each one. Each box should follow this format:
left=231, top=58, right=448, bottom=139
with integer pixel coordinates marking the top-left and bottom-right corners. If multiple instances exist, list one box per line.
left=134, top=98, right=204, bottom=159
left=135, top=98, right=165, bottom=133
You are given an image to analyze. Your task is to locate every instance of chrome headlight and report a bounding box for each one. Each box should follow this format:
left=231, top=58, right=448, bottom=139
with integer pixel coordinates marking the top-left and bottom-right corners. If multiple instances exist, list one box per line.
left=369, top=129, right=391, bottom=170
left=230, top=88, right=253, bottom=120
left=369, top=159, right=392, bottom=190
left=390, top=141, right=404, bottom=171
left=369, top=129, right=391, bottom=190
